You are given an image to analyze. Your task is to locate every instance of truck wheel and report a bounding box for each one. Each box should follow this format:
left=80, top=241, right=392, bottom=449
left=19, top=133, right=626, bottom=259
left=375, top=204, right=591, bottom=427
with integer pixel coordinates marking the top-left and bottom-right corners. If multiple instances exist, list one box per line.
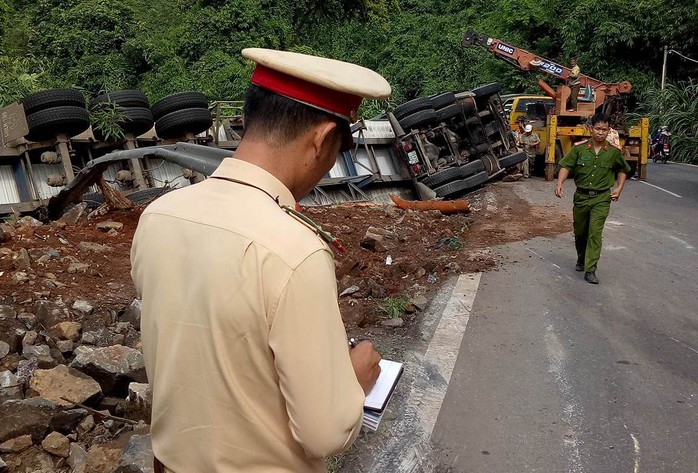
left=90, top=90, right=149, bottom=109
left=470, top=143, right=490, bottom=156
left=434, top=171, right=488, bottom=198
left=118, top=107, right=155, bottom=136
left=398, top=109, right=437, bottom=131
left=430, top=92, right=456, bottom=110
left=436, top=103, right=463, bottom=122
left=393, top=97, right=432, bottom=121
left=420, top=166, right=464, bottom=188
left=461, top=159, right=486, bottom=177
left=151, top=92, right=209, bottom=120
left=472, top=83, right=502, bottom=101
left=498, top=150, right=526, bottom=168
left=25, top=106, right=91, bottom=142
left=22, top=89, right=86, bottom=115
left=155, top=108, right=213, bottom=139
left=459, top=97, right=476, bottom=116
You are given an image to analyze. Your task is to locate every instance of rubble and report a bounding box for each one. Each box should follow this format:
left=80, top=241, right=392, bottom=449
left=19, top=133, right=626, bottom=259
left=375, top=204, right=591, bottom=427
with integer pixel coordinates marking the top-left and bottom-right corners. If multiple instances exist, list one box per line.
left=0, top=398, right=86, bottom=443
left=70, top=345, right=146, bottom=394
left=113, top=435, right=154, bottom=473
left=28, top=365, right=102, bottom=407
left=40, top=431, right=70, bottom=458
left=0, top=436, right=32, bottom=454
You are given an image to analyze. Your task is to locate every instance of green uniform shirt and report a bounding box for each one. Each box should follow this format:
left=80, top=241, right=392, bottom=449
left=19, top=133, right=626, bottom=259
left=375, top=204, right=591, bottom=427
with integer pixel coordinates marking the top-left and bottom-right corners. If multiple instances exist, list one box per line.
left=559, top=140, right=631, bottom=190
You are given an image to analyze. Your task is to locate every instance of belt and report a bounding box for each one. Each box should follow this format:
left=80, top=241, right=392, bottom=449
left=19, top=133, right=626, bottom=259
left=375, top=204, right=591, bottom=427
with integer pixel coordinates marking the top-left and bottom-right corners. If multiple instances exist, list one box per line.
left=576, top=187, right=611, bottom=196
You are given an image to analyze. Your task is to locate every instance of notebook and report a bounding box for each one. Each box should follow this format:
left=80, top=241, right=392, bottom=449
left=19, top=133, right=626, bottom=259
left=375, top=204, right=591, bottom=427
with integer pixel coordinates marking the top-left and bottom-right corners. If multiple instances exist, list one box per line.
left=362, top=359, right=403, bottom=432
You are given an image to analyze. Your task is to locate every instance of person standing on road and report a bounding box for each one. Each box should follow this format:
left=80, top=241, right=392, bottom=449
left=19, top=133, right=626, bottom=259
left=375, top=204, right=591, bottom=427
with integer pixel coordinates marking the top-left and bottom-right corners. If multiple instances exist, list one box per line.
left=554, top=112, right=631, bottom=284
left=131, top=48, right=390, bottom=472
left=566, top=58, right=581, bottom=112
left=518, top=124, right=540, bottom=178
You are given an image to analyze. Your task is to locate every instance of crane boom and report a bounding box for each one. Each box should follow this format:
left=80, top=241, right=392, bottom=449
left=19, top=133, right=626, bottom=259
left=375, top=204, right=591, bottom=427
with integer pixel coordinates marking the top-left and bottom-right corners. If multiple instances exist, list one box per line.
left=461, top=29, right=631, bottom=110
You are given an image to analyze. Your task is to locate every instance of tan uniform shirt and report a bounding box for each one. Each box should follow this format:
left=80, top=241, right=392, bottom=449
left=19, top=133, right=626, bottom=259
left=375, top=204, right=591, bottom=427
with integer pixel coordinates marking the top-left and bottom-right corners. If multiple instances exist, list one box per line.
left=131, top=158, right=364, bottom=473
left=518, top=132, right=540, bottom=158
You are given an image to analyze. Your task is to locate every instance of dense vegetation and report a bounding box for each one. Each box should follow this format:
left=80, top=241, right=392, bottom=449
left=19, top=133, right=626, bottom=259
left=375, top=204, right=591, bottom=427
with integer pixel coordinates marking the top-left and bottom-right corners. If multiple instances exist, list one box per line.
left=1, top=0, right=696, bottom=161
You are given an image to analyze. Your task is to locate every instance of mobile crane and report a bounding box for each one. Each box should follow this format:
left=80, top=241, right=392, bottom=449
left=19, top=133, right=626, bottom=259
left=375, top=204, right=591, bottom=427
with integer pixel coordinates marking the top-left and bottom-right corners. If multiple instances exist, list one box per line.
left=462, top=29, right=649, bottom=180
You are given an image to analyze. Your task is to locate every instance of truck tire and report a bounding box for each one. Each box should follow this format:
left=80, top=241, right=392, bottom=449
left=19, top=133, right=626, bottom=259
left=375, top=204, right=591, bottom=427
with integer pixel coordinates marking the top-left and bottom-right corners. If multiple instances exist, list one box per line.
left=22, top=89, right=86, bottom=115
left=90, top=90, right=149, bottom=109
left=25, top=106, right=90, bottom=142
left=472, top=83, right=502, bottom=101
left=434, top=171, right=488, bottom=198
left=436, top=103, right=463, bottom=122
left=393, top=97, right=432, bottom=121
left=118, top=107, right=155, bottom=136
left=420, top=166, right=464, bottom=188
left=151, top=92, right=209, bottom=120
left=430, top=92, right=456, bottom=110
left=498, top=150, right=526, bottom=168
left=399, top=109, right=437, bottom=131
left=155, top=108, right=213, bottom=139
left=461, top=159, right=486, bottom=177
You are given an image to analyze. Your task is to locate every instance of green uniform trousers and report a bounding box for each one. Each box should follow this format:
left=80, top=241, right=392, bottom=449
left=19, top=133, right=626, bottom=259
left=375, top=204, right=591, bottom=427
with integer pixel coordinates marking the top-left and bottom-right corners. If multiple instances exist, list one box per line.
left=572, top=190, right=611, bottom=272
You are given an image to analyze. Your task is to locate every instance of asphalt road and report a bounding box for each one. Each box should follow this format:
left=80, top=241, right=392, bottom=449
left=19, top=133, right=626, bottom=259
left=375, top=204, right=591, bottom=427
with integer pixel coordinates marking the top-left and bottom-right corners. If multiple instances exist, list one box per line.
left=430, top=162, right=698, bottom=472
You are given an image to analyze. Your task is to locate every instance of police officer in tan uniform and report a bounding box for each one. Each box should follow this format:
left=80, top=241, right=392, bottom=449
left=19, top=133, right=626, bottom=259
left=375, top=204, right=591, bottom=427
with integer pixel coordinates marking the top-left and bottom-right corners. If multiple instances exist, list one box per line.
left=131, top=49, right=390, bottom=472
left=555, top=112, right=631, bottom=284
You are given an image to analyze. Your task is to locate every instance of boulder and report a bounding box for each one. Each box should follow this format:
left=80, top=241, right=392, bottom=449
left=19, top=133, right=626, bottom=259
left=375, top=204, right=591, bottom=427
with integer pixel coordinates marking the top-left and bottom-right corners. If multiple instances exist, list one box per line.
left=0, top=435, right=33, bottom=453
left=50, top=321, right=82, bottom=341
left=22, top=345, right=55, bottom=368
left=41, top=431, right=70, bottom=458
left=34, top=300, right=67, bottom=329
left=0, top=371, right=22, bottom=402
left=0, top=398, right=86, bottom=443
left=85, top=443, right=122, bottom=473
left=113, top=435, right=154, bottom=473
left=70, top=345, right=146, bottom=395
left=28, top=365, right=102, bottom=407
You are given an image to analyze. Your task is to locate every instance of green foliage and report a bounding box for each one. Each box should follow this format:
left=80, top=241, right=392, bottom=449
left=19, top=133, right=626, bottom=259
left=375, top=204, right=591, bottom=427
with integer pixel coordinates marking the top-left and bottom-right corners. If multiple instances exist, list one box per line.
left=0, top=0, right=696, bottom=120
left=378, top=294, right=409, bottom=319
left=89, top=101, right=125, bottom=141
left=631, top=80, right=698, bottom=164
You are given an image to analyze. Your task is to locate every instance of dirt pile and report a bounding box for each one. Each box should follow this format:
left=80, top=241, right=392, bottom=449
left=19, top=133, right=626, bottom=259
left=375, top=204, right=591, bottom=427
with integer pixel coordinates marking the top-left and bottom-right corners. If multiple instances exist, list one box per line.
left=0, top=181, right=571, bottom=472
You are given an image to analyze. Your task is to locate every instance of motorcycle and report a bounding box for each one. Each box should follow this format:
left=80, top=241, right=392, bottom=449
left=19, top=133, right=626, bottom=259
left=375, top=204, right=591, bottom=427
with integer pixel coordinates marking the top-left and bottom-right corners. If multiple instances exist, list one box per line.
left=652, top=132, right=671, bottom=164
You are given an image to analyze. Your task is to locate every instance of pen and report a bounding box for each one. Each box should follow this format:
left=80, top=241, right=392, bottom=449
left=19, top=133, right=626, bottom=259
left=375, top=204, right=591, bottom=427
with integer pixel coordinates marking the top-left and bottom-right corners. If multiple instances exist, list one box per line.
left=348, top=337, right=358, bottom=348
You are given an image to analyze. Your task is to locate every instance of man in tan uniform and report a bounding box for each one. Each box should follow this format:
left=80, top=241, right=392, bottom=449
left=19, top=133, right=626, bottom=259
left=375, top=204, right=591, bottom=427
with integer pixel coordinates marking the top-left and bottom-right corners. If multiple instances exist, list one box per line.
left=131, top=49, right=391, bottom=472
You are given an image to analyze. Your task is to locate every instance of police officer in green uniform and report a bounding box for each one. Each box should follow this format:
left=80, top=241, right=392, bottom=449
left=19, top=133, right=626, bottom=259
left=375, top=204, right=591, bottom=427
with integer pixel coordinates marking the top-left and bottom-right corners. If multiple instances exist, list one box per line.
left=555, top=112, right=631, bottom=284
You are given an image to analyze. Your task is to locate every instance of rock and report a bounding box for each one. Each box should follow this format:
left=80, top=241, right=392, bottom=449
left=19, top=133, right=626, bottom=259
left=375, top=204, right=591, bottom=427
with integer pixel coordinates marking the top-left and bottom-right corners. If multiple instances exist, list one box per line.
left=77, top=242, right=110, bottom=253
left=16, top=216, right=42, bottom=227
left=0, top=306, right=16, bottom=321
left=0, top=398, right=86, bottom=443
left=127, top=383, right=151, bottom=410
left=0, top=455, right=6, bottom=471
left=15, top=358, right=38, bottom=385
left=28, top=247, right=60, bottom=261
left=0, top=342, right=9, bottom=360
left=381, top=317, right=405, bottom=328
left=28, top=365, right=102, bottom=407
left=0, top=434, right=33, bottom=453
left=120, top=299, right=142, bottom=331
left=68, top=442, right=87, bottom=473
left=56, top=340, right=73, bottom=354
left=70, top=345, right=147, bottom=395
left=76, top=415, right=95, bottom=438
left=12, top=249, right=31, bottom=271
left=10, top=272, right=29, bottom=284
left=0, top=319, right=25, bottom=353
left=0, top=371, right=22, bottom=402
left=49, top=321, right=82, bottom=341
left=68, top=262, right=91, bottom=274
left=22, top=345, right=55, bottom=368
left=112, top=334, right=125, bottom=345
left=339, top=285, right=360, bottom=297
left=34, top=300, right=67, bottom=329
left=107, top=228, right=119, bottom=237
left=72, top=300, right=93, bottom=315
left=113, top=435, right=154, bottom=473
left=22, top=331, right=38, bottom=346
left=2, top=445, right=55, bottom=472
left=41, top=431, right=70, bottom=457
left=81, top=332, right=97, bottom=345
left=96, top=221, right=124, bottom=232
left=445, top=262, right=461, bottom=272
left=85, top=443, right=122, bottom=473
left=59, top=203, right=88, bottom=226
left=360, top=226, right=388, bottom=252
left=410, top=295, right=429, bottom=311
left=17, top=312, right=36, bottom=329
left=415, top=267, right=427, bottom=279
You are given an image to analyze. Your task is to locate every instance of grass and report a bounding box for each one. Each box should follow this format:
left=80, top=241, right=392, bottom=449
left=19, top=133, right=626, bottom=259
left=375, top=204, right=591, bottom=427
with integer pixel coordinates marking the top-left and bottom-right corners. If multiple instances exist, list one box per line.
left=378, top=294, right=410, bottom=319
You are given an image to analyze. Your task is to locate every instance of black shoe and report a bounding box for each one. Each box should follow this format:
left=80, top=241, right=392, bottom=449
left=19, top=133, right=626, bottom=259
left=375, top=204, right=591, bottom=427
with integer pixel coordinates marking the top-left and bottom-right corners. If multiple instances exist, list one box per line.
left=575, top=262, right=584, bottom=272
left=584, top=271, right=599, bottom=284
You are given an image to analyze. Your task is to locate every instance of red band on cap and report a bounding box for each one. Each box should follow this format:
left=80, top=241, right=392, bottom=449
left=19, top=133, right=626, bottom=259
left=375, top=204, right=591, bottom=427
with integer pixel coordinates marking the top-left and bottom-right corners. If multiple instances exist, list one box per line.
left=251, top=64, right=362, bottom=120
